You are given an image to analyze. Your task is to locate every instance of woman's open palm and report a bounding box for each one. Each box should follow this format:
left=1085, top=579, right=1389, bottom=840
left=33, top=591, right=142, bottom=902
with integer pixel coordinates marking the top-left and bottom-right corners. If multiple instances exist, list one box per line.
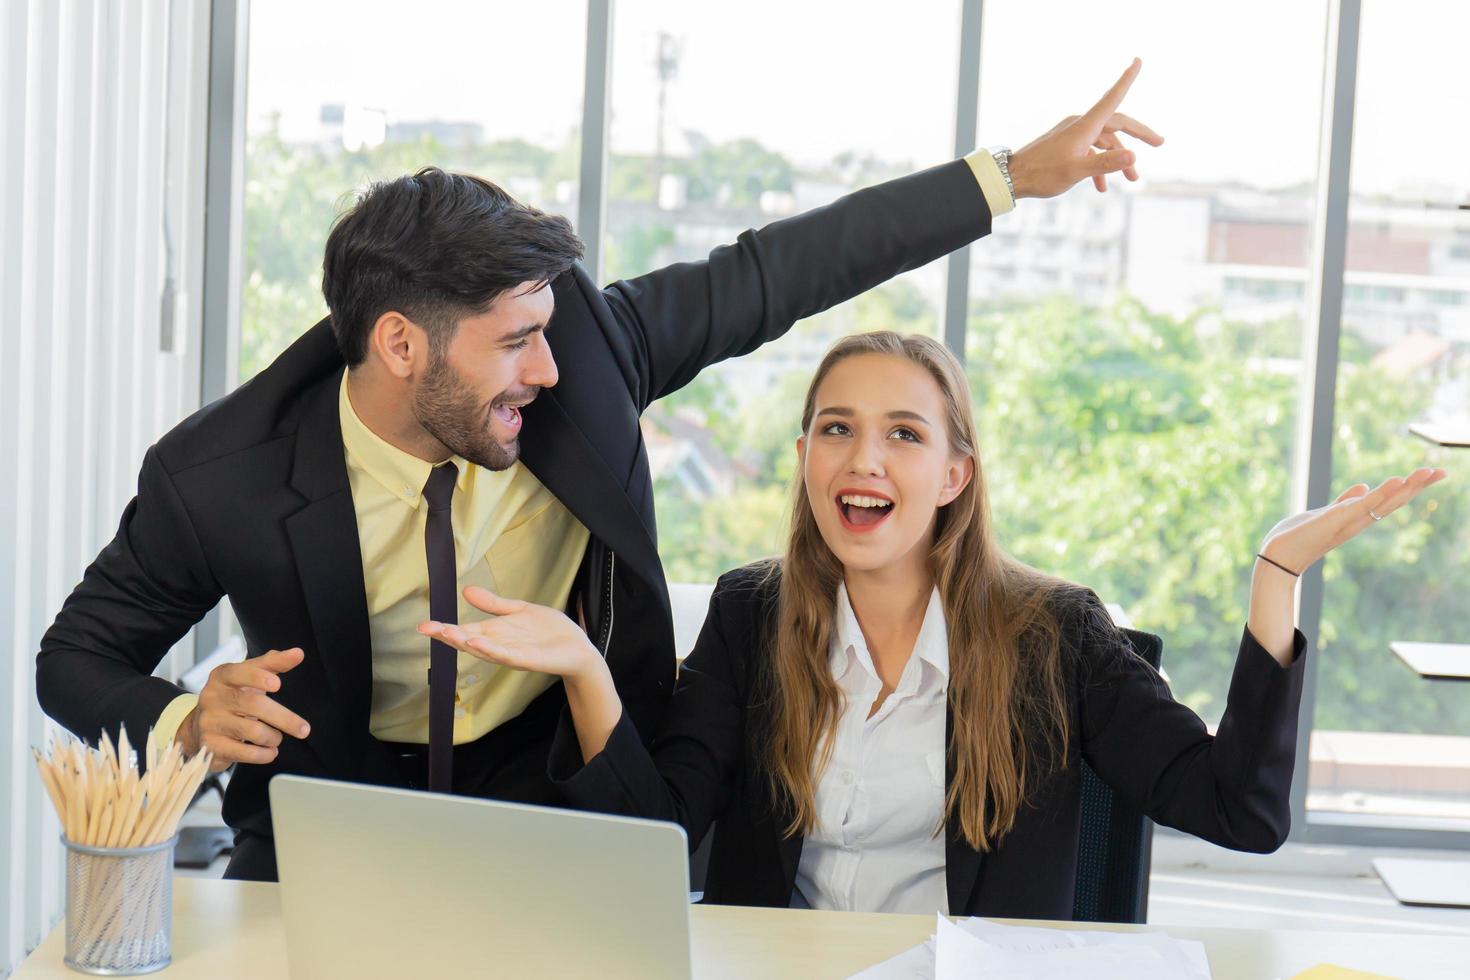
left=1260, top=467, right=1447, bottom=576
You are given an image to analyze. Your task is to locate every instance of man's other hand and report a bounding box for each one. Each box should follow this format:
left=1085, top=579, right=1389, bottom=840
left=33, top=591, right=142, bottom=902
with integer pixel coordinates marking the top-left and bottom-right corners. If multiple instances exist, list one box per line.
left=178, top=647, right=312, bottom=772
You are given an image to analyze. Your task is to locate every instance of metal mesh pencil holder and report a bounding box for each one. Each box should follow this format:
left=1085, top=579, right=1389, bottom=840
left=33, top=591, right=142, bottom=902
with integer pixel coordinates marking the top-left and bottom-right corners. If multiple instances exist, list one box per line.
left=62, top=835, right=176, bottom=975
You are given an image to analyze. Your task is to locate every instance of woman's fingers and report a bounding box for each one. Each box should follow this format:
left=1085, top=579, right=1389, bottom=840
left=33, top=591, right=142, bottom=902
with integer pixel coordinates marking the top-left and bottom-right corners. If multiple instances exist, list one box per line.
left=1359, top=468, right=1446, bottom=521
left=1327, top=469, right=1446, bottom=546
left=1333, top=483, right=1370, bottom=505
left=463, top=585, right=525, bottom=616
left=421, top=621, right=532, bottom=667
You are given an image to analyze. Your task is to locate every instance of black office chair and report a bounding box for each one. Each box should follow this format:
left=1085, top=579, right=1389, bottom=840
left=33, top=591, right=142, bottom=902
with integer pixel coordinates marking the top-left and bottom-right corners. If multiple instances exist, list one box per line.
left=687, top=629, right=1162, bottom=923
left=1070, top=627, right=1161, bottom=924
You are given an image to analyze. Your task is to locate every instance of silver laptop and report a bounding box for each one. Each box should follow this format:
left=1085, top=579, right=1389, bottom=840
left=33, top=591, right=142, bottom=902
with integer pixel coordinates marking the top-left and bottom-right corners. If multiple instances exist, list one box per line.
left=269, top=775, right=692, bottom=979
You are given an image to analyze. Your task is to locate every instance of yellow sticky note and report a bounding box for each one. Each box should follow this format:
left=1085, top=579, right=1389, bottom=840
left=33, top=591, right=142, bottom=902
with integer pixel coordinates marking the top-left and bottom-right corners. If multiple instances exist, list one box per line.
left=1287, top=966, right=1399, bottom=980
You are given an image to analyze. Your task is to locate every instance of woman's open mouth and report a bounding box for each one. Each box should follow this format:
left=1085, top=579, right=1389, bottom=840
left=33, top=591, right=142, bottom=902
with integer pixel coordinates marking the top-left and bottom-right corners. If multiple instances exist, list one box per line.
left=836, top=491, right=894, bottom=533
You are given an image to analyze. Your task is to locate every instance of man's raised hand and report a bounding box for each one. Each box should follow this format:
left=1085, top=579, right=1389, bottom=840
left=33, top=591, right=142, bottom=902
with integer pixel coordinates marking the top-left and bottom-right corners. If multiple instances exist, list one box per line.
left=1007, top=58, right=1165, bottom=199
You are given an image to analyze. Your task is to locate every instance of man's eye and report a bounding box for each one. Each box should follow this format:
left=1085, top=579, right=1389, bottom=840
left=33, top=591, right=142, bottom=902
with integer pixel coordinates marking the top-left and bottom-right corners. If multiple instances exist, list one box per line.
left=507, top=339, right=530, bottom=351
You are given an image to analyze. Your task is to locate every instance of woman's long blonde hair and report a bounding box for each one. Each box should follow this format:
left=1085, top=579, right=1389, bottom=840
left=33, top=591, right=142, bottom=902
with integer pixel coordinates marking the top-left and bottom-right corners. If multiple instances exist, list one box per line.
left=764, top=331, right=1071, bottom=852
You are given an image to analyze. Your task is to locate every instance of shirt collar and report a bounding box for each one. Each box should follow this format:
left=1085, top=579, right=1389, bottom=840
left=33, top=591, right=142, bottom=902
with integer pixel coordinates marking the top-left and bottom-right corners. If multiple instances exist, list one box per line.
left=830, top=581, right=950, bottom=683
left=338, top=370, right=470, bottom=509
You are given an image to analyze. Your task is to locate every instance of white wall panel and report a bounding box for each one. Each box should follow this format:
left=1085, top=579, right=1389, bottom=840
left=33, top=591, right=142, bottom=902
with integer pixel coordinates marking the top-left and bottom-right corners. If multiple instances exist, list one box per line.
left=0, top=1, right=211, bottom=972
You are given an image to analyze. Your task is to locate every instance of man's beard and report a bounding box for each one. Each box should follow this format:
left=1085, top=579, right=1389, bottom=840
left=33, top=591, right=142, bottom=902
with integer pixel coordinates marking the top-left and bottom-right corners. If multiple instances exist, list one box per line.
left=413, top=346, right=535, bottom=472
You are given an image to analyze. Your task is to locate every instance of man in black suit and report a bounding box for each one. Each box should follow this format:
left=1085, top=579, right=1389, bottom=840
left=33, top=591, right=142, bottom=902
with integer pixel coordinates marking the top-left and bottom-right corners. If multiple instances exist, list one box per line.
left=35, top=62, right=1159, bottom=881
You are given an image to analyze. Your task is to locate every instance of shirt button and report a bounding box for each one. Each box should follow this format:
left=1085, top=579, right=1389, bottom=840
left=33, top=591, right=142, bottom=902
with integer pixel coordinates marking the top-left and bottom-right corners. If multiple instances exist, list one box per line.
left=461, top=674, right=479, bottom=687
left=841, top=770, right=855, bottom=785
left=454, top=707, right=466, bottom=720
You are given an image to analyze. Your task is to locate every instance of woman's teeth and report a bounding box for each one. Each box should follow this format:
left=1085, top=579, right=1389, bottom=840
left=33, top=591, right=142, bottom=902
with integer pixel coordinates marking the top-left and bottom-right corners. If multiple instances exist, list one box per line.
left=839, top=494, right=891, bottom=509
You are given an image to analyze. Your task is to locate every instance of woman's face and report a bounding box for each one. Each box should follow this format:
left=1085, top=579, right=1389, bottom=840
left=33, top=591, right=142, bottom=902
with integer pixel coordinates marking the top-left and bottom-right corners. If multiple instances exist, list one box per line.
left=799, top=353, right=974, bottom=576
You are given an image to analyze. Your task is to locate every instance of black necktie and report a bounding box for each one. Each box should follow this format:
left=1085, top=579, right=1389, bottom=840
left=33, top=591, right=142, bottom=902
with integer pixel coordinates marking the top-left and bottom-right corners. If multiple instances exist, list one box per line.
left=423, top=462, right=459, bottom=793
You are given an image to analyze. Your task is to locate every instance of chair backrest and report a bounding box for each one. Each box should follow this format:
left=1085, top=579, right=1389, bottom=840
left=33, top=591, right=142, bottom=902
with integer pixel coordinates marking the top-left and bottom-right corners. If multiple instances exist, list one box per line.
left=1070, top=627, right=1161, bottom=923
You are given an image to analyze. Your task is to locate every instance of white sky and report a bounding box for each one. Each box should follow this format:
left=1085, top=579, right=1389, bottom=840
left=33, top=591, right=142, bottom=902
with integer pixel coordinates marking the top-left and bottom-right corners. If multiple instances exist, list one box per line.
left=247, top=0, right=1468, bottom=198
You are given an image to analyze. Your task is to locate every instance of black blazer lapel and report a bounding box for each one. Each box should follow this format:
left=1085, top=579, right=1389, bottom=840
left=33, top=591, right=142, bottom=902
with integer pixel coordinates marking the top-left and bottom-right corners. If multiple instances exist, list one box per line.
left=518, top=387, right=664, bottom=594
left=284, top=370, right=375, bottom=762
left=944, top=705, right=983, bottom=914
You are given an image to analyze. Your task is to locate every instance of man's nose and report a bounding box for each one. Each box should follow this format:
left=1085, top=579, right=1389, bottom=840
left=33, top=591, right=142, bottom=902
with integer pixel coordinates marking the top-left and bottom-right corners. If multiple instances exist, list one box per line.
left=525, top=332, right=559, bottom=389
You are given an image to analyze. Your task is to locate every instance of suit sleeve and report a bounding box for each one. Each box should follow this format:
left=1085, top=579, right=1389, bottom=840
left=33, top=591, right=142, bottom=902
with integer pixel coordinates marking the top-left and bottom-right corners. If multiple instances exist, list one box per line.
left=549, top=581, right=751, bottom=850
left=1076, top=592, right=1307, bottom=853
left=35, top=446, right=223, bottom=749
left=603, top=158, right=994, bottom=411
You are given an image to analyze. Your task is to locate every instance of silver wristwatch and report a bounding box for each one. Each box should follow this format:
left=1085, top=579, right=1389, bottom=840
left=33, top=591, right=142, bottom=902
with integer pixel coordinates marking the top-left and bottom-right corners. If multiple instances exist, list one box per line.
left=989, top=146, right=1014, bottom=200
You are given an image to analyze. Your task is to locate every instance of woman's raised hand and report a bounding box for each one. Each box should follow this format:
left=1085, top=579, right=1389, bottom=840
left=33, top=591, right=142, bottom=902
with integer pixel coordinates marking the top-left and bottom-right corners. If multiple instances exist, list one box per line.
left=1259, top=467, right=1448, bottom=577
left=418, top=586, right=603, bottom=681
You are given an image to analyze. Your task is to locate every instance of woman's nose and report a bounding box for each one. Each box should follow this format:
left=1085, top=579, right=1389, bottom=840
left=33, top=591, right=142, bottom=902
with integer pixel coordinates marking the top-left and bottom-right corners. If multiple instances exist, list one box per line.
left=847, top=438, right=886, bottom=477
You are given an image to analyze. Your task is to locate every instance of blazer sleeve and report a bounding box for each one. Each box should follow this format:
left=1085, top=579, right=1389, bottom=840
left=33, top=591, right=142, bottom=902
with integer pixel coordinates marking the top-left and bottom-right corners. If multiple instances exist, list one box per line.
left=602, top=158, right=994, bottom=411
left=35, top=445, right=223, bottom=749
left=549, top=577, right=754, bottom=850
left=1074, top=591, right=1307, bottom=853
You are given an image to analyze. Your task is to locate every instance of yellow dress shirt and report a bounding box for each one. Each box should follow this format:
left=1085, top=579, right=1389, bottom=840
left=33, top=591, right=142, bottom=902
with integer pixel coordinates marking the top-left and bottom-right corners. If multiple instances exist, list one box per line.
left=152, top=156, right=1006, bottom=750
left=965, top=149, right=1015, bottom=217
left=155, top=371, right=590, bottom=747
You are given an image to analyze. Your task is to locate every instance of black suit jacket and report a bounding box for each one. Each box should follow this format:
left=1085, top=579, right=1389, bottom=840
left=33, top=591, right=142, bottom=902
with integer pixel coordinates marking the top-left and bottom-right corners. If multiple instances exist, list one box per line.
left=35, top=160, right=995, bottom=851
left=551, top=563, right=1307, bottom=919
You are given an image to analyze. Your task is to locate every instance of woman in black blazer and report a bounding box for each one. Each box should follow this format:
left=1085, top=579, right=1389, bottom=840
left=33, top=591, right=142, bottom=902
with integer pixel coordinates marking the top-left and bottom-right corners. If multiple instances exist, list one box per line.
left=421, top=332, right=1444, bottom=919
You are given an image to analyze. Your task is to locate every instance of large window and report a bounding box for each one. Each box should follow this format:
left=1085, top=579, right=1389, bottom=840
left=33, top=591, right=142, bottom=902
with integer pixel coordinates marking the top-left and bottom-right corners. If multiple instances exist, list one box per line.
left=1310, top=0, right=1470, bottom=827
left=239, top=0, right=586, bottom=381
left=605, top=0, right=961, bottom=583
left=228, top=0, right=1470, bottom=847
left=965, top=1, right=1328, bottom=730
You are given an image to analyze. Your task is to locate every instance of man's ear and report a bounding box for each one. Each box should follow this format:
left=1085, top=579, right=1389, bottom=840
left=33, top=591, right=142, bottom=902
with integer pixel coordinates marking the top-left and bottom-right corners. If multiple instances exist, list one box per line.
left=369, top=312, right=422, bottom=380
left=937, top=455, right=975, bottom=507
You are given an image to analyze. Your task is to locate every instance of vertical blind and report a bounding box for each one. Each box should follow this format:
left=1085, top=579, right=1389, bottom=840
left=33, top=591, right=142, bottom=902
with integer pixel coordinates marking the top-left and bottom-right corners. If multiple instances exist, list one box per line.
left=0, top=1, right=211, bottom=972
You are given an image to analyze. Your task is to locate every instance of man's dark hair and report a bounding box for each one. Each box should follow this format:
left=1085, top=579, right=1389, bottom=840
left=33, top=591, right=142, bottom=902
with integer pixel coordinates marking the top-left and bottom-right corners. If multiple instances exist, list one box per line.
left=321, top=167, right=584, bottom=365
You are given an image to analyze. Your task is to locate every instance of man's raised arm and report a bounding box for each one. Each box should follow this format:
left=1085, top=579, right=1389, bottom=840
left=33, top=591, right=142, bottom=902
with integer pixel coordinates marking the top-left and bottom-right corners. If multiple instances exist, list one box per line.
left=604, top=58, right=1161, bottom=410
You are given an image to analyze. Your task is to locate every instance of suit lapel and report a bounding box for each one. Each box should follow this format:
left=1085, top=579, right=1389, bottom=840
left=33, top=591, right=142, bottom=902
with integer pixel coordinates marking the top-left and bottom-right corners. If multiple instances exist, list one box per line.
left=945, top=705, right=983, bottom=914
left=284, top=369, right=375, bottom=751
left=517, top=386, right=663, bottom=594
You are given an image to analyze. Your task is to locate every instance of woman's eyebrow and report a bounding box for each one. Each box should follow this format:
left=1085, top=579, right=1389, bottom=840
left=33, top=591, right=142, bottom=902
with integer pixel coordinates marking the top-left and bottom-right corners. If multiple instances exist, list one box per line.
left=813, top=407, right=931, bottom=425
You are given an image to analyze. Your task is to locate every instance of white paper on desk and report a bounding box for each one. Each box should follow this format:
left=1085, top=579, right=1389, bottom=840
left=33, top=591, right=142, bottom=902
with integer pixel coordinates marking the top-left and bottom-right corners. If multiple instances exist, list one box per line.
left=955, top=917, right=1212, bottom=976
left=847, top=915, right=1212, bottom=980
left=848, top=937, right=934, bottom=980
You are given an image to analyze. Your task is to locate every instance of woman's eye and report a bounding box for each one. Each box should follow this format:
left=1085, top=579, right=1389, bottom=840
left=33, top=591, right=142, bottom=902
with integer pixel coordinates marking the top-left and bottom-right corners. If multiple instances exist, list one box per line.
left=821, top=422, right=850, bottom=436
left=890, top=427, right=920, bottom=442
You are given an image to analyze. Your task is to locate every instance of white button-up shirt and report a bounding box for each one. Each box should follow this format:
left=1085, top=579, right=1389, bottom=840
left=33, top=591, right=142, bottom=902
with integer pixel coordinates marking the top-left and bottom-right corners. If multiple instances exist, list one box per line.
left=792, top=583, right=950, bottom=914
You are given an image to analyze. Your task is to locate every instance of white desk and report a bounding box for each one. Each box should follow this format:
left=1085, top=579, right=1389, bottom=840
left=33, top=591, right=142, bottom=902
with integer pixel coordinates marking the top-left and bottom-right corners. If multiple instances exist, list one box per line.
left=13, top=878, right=1470, bottom=978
